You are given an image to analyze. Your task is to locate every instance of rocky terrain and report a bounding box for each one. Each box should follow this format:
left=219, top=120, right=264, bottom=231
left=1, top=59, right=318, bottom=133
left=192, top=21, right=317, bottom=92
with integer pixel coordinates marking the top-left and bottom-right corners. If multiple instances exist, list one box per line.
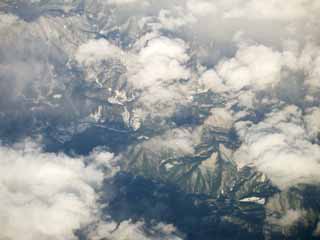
left=1, top=1, right=320, bottom=239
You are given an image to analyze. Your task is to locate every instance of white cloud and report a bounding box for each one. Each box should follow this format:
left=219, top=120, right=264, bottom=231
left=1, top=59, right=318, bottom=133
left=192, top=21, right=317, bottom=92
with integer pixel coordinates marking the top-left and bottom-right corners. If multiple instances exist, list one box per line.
left=234, top=106, right=320, bottom=189
left=302, top=45, right=320, bottom=89
left=75, top=39, right=126, bottom=66
left=128, top=35, right=195, bottom=118
left=0, top=142, right=109, bottom=240
left=304, top=107, right=320, bottom=140
left=216, top=44, right=283, bottom=91
left=199, top=69, right=226, bottom=92
left=130, top=36, right=190, bottom=88
left=142, top=127, right=202, bottom=157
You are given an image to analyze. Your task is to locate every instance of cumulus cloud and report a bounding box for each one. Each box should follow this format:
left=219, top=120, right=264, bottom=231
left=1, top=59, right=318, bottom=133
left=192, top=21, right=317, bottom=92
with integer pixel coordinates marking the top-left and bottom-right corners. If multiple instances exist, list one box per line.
left=301, top=43, right=320, bottom=89
left=130, top=36, right=190, bottom=89
left=234, top=106, right=320, bottom=189
left=142, top=127, right=202, bottom=157
left=216, top=44, right=283, bottom=91
left=304, top=107, right=320, bottom=140
left=75, top=39, right=126, bottom=66
left=198, top=69, right=226, bottom=93
left=0, top=142, right=108, bottom=240
left=197, top=40, right=320, bottom=102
